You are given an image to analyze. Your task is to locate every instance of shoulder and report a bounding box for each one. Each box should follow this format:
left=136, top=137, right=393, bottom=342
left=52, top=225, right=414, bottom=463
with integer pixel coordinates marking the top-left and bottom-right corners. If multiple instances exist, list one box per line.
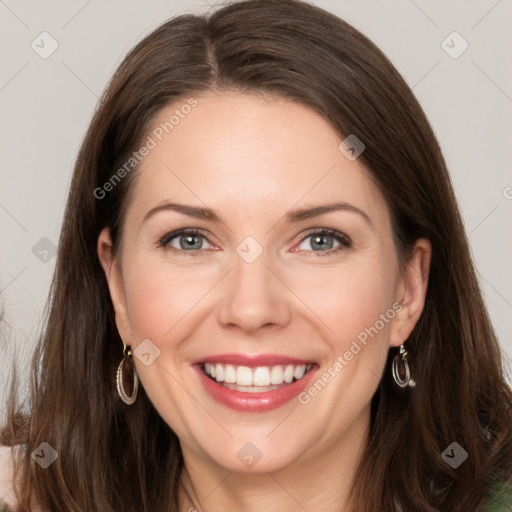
left=0, top=445, right=17, bottom=509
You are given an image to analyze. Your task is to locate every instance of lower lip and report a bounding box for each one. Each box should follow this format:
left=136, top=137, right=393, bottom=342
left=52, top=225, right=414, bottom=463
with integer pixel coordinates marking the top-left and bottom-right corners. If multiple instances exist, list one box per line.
left=195, top=365, right=318, bottom=412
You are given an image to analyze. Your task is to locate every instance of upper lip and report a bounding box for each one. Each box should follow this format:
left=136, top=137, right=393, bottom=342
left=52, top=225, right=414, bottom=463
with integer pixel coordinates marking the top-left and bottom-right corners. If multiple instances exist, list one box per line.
left=190, top=353, right=314, bottom=367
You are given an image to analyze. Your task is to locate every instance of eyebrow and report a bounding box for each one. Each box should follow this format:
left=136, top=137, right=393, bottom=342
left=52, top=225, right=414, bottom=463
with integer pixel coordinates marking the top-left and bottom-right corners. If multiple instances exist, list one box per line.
left=285, top=202, right=373, bottom=228
left=142, top=201, right=373, bottom=229
left=143, top=202, right=222, bottom=224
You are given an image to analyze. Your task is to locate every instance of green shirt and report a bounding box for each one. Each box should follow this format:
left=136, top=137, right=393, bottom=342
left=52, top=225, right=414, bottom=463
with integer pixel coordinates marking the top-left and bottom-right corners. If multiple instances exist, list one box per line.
left=483, top=479, right=512, bottom=511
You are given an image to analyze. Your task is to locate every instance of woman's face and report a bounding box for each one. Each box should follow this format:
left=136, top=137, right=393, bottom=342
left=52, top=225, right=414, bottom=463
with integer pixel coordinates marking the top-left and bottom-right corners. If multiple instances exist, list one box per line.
left=99, top=91, right=430, bottom=474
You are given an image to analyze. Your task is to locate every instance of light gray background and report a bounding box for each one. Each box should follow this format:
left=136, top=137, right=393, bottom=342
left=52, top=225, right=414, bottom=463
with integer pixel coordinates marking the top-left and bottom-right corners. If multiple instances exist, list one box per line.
left=1, top=0, right=512, bottom=406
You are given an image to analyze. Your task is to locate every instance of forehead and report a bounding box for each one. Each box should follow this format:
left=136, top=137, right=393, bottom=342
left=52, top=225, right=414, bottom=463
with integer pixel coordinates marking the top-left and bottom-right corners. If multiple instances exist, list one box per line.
left=126, top=91, right=390, bottom=229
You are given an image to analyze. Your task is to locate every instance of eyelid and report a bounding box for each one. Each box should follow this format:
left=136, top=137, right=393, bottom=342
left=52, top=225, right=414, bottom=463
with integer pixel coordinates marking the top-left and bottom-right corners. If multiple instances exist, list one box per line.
left=293, top=228, right=352, bottom=255
left=158, top=228, right=216, bottom=253
left=299, top=227, right=351, bottom=243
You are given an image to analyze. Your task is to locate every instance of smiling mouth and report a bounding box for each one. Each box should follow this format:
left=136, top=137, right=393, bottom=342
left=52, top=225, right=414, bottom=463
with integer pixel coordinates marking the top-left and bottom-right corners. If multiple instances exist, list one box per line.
left=200, top=362, right=314, bottom=393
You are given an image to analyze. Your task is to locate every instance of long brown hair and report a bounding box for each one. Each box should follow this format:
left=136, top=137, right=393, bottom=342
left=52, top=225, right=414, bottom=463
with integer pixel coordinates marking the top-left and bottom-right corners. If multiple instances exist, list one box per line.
left=2, top=1, right=511, bottom=510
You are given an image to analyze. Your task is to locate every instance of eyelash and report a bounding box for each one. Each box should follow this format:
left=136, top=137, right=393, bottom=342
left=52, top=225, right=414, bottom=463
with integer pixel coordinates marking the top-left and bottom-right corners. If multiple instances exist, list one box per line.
left=158, top=228, right=352, bottom=257
left=296, top=228, right=352, bottom=256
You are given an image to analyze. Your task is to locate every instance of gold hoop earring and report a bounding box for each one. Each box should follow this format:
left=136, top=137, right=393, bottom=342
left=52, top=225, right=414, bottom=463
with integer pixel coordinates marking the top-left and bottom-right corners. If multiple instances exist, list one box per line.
left=116, top=344, right=139, bottom=405
left=392, top=337, right=415, bottom=388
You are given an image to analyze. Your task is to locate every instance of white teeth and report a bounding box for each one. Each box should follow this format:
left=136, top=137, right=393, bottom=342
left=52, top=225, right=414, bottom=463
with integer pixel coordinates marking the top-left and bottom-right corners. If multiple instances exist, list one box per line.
left=202, top=362, right=312, bottom=388
left=270, top=365, right=284, bottom=385
left=224, top=364, right=236, bottom=383
left=253, top=366, right=271, bottom=386
left=236, top=366, right=253, bottom=386
left=222, top=382, right=283, bottom=393
left=215, top=363, right=224, bottom=382
left=294, top=365, right=306, bottom=380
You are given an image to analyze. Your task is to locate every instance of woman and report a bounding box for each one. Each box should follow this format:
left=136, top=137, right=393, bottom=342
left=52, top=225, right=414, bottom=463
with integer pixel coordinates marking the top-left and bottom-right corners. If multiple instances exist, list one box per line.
left=1, top=0, right=511, bottom=510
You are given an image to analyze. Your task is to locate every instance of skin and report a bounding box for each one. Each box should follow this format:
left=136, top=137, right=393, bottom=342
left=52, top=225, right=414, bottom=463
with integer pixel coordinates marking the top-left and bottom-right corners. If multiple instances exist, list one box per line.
left=98, top=91, right=431, bottom=512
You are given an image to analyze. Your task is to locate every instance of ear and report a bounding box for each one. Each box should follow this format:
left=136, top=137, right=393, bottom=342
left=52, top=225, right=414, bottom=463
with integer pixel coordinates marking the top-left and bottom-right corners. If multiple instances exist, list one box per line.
left=97, top=227, right=132, bottom=342
left=389, top=238, right=432, bottom=347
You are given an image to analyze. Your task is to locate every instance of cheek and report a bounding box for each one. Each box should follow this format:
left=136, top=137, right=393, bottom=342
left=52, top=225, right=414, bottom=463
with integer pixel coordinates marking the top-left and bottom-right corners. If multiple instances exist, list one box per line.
left=122, top=243, right=398, bottom=352
left=121, top=251, right=222, bottom=343
left=286, top=256, right=398, bottom=346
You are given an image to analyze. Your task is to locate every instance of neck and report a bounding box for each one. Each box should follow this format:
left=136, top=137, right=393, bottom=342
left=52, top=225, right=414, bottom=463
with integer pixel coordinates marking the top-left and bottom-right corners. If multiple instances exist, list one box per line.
left=178, top=406, right=370, bottom=512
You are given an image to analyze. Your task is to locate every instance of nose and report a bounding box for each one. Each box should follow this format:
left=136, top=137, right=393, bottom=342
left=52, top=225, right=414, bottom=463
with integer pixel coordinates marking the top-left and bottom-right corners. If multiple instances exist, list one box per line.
left=216, top=247, right=293, bottom=334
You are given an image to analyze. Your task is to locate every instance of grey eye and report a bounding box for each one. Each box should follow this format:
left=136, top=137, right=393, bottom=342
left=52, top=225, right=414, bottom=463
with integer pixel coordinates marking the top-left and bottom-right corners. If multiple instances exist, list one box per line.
left=163, top=230, right=213, bottom=251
